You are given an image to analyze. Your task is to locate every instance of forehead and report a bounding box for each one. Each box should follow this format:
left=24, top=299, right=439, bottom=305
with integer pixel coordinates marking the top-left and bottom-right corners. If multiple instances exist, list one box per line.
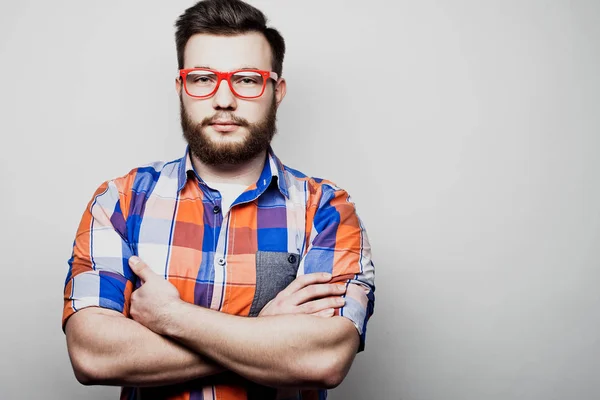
left=183, top=32, right=272, bottom=71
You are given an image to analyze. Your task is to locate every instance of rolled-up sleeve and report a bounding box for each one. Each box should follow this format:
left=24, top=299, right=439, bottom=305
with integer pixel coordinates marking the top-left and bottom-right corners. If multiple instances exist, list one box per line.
left=62, top=180, right=136, bottom=330
left=299, top=183, right=375, bottom=352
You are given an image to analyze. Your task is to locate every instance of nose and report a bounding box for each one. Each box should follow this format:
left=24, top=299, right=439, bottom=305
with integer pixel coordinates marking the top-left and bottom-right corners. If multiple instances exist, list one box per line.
left=212, top=78, right=237, bottom=110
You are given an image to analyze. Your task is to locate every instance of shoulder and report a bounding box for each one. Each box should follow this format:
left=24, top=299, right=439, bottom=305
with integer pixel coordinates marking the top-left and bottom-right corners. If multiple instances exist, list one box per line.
left=89, top=156, right=184, bottom=206
left=279, top=161, right=347, bottom=207
left=83, top=156, right=183, bottom=221
left=107, top=157, right=183, bottom=194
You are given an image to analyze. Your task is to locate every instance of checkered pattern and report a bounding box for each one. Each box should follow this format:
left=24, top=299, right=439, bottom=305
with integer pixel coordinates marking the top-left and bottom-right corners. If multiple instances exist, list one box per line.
left=63, top=147, right=375, bottom=400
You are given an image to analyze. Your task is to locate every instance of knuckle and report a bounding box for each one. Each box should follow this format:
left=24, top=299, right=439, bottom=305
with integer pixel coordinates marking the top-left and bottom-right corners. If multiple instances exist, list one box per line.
left=299, top=275, right=314, bottom=286
left=302, top=302, right=317, bottom=314
left=307, top=285, right=319, bottom=296
left=329, top=284, right=342, bottom=293
left=316, top=284, right=331, bottom=296
left=329, top=296, right=341, bottom=306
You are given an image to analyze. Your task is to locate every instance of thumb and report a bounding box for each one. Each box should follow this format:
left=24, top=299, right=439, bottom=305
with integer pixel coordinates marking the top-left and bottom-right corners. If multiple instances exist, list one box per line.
left=129, top=256, right=156, bottom=283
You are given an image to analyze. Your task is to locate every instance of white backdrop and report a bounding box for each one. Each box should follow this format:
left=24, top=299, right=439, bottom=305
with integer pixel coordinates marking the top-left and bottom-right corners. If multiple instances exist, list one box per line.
left=0, top=1, right=599, bottom=399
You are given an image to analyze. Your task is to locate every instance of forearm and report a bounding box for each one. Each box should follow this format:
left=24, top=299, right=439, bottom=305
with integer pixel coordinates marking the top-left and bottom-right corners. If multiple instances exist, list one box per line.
left=164, top=303, right=358, bottom=388
left=65, top=307, right=224, bottom=387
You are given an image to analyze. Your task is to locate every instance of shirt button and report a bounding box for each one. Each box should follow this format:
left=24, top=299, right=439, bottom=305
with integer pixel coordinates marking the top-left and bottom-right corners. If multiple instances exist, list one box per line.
left=213, top=205, right=221, bottom=214
left=217, top=258, right=226, bottom=266
left=287, top=254, right=297, bottom=264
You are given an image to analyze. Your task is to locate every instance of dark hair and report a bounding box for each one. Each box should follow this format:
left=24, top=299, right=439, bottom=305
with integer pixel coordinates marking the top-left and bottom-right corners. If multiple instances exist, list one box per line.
left=175, top=0, right=286, bottom=76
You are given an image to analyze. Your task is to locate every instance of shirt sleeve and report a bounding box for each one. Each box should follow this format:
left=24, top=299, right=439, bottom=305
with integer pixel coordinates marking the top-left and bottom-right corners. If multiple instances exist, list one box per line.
left=299, top=183, right=376, bottom=352
left=62, top=179, right=136, bottom=331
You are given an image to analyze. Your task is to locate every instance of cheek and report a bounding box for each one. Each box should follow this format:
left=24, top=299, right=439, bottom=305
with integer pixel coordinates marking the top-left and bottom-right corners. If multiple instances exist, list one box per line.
left=183, top=99, right=213, bottom=122
left=239, top=100, right=271, bottom=122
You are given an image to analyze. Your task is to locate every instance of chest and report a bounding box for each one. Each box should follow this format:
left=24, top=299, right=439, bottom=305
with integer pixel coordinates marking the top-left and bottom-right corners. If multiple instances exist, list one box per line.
left=132, top=189, right=308, bottom=316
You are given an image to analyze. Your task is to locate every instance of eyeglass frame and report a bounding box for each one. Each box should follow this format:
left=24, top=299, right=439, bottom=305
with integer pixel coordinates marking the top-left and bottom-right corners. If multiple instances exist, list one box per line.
left=178, top=68, right=280, bottom=99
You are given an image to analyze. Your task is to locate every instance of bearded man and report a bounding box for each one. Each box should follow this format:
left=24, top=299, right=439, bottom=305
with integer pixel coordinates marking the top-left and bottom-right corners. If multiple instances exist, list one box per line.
left=63, top=1, right=375, bottom=399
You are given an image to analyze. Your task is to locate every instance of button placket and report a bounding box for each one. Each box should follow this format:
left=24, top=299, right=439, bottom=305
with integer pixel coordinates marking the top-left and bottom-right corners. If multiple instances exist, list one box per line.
left=209, top=208, right=229, bottom=311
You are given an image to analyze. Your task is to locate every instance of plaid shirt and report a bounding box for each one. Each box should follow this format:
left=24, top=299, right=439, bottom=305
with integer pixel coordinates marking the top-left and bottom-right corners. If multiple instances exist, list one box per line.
left=63, top=147, right=375, bottom=400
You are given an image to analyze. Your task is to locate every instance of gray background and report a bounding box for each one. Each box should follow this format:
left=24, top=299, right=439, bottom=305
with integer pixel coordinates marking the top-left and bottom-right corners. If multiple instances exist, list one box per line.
left=1, top=0, right=599, bottom=399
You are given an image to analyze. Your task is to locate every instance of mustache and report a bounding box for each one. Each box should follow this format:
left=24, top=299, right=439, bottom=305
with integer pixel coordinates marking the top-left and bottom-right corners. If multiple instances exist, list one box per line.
left=199, top=112, right=249, bottom=128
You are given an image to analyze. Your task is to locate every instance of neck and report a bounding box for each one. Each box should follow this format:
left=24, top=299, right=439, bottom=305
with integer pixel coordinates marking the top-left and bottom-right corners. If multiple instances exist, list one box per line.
left=191, top=150, right=267, bottom=186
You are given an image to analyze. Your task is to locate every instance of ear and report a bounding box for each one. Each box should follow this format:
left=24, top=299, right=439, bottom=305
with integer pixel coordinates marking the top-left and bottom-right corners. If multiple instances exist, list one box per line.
left=175, top=77, right=182, bottom=96
left=274, top=78, right=287, bottom=107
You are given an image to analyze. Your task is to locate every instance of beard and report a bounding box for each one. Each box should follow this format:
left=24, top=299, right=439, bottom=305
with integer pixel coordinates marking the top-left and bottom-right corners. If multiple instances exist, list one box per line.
left=180, top=96, right=278, bottom=166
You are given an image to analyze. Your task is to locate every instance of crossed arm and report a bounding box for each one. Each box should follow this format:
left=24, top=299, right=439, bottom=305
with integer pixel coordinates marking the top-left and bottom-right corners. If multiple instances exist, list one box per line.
left=65, top=259, right=358, bottom=389
left=65, top=181, right=374, bottom=390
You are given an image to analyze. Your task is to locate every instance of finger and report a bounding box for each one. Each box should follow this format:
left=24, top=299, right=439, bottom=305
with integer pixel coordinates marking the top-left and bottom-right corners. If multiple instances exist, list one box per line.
left=291, top=283, right=346, bottom=305
left=301, top=296, right=346, bottom=314
left=280, top=272, right=333, bottom=297
left=128, top=256, right=157, bottom=283
left=312, top=308, right=335, bottom=318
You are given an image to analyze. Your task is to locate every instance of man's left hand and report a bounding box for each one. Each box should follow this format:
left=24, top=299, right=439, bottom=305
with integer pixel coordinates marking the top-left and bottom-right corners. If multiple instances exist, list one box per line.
left=128, top=256, right=182, bottom=335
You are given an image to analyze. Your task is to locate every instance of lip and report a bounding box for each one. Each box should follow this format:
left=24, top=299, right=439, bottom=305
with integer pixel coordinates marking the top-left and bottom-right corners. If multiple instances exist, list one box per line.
left=210, top=120, right=238, bottom=125
left=210, top=121, right=240, bottom=133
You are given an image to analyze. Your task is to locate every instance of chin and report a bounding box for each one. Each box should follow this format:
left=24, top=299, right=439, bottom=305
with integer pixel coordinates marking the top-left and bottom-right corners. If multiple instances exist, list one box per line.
left=205, top=134, right=249, bottom=151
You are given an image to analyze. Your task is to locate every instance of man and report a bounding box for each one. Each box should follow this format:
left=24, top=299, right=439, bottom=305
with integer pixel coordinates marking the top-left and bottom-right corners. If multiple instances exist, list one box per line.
left=62, top=0, right=375, bottom=399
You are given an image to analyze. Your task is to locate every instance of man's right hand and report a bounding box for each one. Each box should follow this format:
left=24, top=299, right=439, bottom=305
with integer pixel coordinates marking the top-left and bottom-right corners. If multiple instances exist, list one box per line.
left=258, top=273, right=347, bottom=318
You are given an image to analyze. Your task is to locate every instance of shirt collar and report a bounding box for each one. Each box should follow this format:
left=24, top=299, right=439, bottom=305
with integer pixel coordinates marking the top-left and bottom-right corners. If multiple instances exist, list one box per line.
left=177, top=146, right=289, bottom=199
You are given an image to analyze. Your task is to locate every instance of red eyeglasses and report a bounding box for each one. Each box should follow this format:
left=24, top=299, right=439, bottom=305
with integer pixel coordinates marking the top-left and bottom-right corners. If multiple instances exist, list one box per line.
left=179, top=68, right=279, bottom=99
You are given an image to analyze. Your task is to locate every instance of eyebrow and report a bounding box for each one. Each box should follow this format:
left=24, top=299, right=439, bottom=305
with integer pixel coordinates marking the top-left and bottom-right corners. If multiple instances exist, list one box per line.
left=192, top=65, right=261, bottom=70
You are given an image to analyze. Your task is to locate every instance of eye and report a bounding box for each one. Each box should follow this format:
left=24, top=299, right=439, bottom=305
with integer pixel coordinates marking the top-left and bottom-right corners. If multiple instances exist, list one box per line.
left=235, top=76, right=260, bottom=85
left=194, top=76, right=210, bottom=83
left=188, top=73, right=216, bottom=85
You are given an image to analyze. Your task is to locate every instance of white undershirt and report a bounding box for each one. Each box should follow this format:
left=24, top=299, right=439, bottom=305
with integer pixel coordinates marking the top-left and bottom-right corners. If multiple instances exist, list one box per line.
left=204, top=181, right=249, bottom=215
